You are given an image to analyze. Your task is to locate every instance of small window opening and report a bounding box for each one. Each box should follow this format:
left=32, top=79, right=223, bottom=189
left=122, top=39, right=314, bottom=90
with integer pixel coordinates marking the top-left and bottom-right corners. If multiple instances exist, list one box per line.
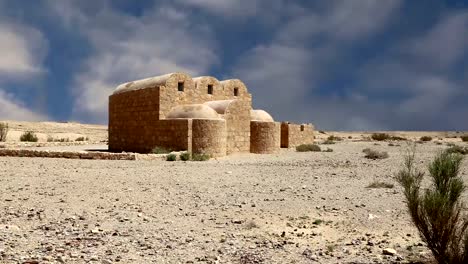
left=300, top=125, right=305, bottom=131
left=178, top=81, right=184, bottom=92
left=208, top=84, right=213, bottom=94
left=234, top=87, right=239, bottom=96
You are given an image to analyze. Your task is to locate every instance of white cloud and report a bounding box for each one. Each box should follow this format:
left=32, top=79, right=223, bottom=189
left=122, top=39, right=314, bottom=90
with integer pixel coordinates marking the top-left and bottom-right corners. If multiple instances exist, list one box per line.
left=0, top=90, right=47, bottom=121
left=0, top=23, right=47, bottom=79
left=231, top=0, right=403, bottom=129
left=48, top=2, right=219, bottom=123
left=0, top=7, right=49, bottom=121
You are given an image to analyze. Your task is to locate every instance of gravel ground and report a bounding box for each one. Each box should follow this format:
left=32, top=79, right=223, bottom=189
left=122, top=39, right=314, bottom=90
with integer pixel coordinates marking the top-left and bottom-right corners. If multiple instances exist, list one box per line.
left=0, top=140, right=467, bottom=264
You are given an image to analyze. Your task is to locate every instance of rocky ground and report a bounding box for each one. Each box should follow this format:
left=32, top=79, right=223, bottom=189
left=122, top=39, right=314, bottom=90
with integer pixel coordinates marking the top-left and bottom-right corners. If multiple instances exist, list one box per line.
left=1, top=136, right=467, bottom=263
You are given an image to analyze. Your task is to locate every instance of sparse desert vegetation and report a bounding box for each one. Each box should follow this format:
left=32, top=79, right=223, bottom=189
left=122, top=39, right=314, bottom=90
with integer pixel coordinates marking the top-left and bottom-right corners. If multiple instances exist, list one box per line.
left=397, top=147, right=467, bottom=263
left=19, top=131, right=38, bottom=142
left=0, top=122, right=8, bottom=142
left=296, top=144, right=321, bottom=152
left=1, top=124, right=467, bottom=263
left=366, top=181, right=394, bottom=189
left=419, top=136, right=432, bottom=142
left=362, top=148, right=389, bottom=159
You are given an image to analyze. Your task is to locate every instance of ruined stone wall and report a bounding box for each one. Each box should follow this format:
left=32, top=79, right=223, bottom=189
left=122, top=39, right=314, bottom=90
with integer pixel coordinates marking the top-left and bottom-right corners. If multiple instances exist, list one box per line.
left=250, top=121, right=280, bottom=154
left=280, top=123, right=315, bottom=148
left=224, top=100, right=251, bottom=154
left=191, top=119, right=226, bottom=157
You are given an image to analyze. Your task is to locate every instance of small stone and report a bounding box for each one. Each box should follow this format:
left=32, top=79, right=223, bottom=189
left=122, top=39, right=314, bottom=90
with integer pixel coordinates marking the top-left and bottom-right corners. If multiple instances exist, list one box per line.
left=382, top=248, right=397, bottom=256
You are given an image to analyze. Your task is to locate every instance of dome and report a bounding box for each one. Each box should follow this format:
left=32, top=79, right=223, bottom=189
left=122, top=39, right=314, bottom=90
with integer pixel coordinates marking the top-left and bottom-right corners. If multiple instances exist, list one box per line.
left=251, top=109, right=274, bottom=122
left=166, top=104, right=220, bottom=119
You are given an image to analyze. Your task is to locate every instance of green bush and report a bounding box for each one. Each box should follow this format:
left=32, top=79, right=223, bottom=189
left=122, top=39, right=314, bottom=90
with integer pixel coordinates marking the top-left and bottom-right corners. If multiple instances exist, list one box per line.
left=180, top=152, right=190, bottom=161
left=461, top=135, right=468, bottom=142
left=396, top=147, right=467, bottom=264
left=371, top=133, right=390, bottom=141
left=20, top=131, right=38, bottom=142
left=192, top=153, right=210, bottom=161
left=420, top=136, right=433, bottom=142
left=151, top=146, right=170, bottom=154
left=75, top=137, right=86, bottom=141
left=296, top=144, right=321, bottom=152
left=166, top=153, right=177, bottom=161
left=0, top=122, right=8, bottom=142
left=363, top=148, right=389, bottom=159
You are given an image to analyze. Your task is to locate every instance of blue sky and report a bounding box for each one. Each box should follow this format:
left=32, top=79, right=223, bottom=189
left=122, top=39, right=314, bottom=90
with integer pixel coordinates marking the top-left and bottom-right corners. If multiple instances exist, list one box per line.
left=0, top=0, right=467, bottom=130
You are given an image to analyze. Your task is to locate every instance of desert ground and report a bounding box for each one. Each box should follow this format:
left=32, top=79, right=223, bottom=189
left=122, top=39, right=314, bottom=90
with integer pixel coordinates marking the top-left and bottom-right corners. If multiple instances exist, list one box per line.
left=1, top=121, right=468, bottom=263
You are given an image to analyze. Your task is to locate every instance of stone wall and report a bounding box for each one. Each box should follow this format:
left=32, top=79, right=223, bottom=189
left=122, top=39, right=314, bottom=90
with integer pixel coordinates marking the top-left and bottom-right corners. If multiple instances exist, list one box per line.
left=250, top=121, right=280, bottom=154
left=224, top=100, right=251, bottom=154
left=159, top=76, right=252, bottom=119
left=109, top=87, right=160, bottom=152
left=281, top=122, right=315, bottom=148
left=0, top=149, right=136, bottom=160
left=191, top=119, right=226, bottom=157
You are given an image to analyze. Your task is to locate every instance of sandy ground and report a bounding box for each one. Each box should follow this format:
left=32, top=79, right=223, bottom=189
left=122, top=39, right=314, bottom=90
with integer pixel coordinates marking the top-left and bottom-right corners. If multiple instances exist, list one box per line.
left=1, top=139, right=468, bottom=263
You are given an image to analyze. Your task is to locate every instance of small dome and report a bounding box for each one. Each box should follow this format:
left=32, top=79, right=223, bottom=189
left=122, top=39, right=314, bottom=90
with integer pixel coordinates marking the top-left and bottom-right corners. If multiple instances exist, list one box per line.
left=251, top=109, right=274, bottom=122
left=167, top=104, right=220, bottom=119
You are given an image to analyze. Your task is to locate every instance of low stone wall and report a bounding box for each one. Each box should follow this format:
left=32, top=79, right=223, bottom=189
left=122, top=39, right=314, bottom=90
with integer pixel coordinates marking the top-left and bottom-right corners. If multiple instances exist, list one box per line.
left=250, top=121, right=280, bottom=154
left=0, top=149, right=136, bottom=160
left=191, top=119, right=227, bottom=157
left=281, top=122, right=315, bottom=148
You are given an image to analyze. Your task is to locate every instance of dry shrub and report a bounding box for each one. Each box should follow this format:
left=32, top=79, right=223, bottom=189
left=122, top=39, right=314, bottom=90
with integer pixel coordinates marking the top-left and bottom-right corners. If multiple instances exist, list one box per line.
left=390, top=135, right=407, bottom=141
left=0, top=122, right=8, bottom=142
left=20, top=131, right=38, bottom=142
left=363, top=148, right=389, bottom=159
left=327, top=135, right=342, bottom=141
left=366, top=181, right=394, bottom=189
left=192, top=153, right=210, bottom=161
left=396, top=146, right=467, bottom=264
left=446, top=145, right=468, bottom=155
left=420, top=136, right=433, bottom=142
left=296, top=144, right=321, bottom=152
left=180, top=152, right=190, bottom=161
left=166, top=153, right=177, bottom=161
left=371, top=133, right=390, bottom=141
left=461, top=135, right=468, bottom=142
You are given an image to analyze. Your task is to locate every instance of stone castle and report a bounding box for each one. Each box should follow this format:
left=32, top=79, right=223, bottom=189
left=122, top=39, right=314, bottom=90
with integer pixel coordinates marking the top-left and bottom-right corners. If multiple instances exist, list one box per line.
left=108, top=72, right=314, bottom=157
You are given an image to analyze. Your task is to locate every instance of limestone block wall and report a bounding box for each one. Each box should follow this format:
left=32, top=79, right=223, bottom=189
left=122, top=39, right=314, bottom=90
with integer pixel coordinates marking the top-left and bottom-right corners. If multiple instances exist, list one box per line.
left=191, top=119, right=227, bottom=157
left=224, top=100, right=251, bottom=154
left=250, top=121, right=280, bottom=154
left=159, top=76, right=252, bottom=119
left=281, top=122, right=315, bottom=148
left=109, top=118, right=190, bottom=153
left=109, top=87, right=160, bottom=152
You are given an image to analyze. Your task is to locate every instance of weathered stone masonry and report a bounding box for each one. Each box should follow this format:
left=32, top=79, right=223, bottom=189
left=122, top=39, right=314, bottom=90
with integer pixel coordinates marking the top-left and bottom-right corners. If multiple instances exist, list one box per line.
left=109, top=72, right=314, bottom=157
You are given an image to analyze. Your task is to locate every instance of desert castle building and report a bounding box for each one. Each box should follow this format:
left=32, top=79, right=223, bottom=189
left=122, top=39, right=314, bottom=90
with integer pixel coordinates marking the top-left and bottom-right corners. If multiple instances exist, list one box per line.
left=109, top=72, right=314, bottom=157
